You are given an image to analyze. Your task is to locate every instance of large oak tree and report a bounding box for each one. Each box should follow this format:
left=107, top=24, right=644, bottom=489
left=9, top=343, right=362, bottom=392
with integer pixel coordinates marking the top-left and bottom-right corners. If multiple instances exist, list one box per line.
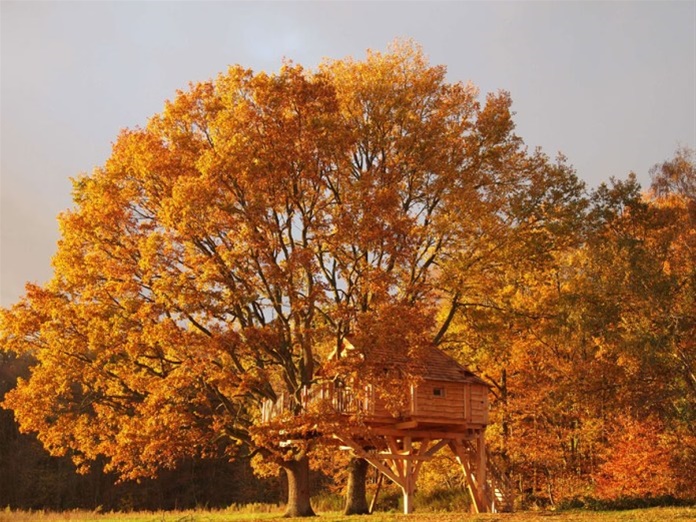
left=1, top=42, right=540, bottom=516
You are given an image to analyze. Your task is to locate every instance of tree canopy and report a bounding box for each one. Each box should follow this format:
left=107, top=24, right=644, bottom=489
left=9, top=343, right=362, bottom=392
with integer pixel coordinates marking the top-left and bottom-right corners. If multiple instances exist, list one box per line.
left=2, top=41, right=693, bottom=512
left=447, top=151, right=695, bottom=504
left=1, top=41, right=569, bottom=513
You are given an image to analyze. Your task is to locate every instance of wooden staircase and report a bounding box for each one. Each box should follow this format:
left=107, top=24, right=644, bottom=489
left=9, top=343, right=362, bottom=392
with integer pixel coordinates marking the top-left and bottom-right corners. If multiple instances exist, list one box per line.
left=485, top=451, right=514, bottom=512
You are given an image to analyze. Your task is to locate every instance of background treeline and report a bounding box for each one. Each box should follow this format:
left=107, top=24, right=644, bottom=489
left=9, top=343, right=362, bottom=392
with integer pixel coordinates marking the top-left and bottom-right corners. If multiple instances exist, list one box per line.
left=442, top=147, right=695, bottom=508
left=0, top=353, right=284, bottom=511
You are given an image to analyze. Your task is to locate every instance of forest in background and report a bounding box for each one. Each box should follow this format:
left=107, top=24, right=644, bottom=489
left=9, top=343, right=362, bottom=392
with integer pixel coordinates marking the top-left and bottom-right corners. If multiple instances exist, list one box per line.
left=0, top=353, right=285, bottom=511
left=0, top=43, right=693, bottom=513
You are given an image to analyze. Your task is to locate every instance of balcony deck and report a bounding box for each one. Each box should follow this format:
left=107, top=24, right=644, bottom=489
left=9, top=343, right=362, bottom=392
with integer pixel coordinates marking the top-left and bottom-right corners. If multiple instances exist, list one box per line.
left=260, top=379, right=487, bottom=440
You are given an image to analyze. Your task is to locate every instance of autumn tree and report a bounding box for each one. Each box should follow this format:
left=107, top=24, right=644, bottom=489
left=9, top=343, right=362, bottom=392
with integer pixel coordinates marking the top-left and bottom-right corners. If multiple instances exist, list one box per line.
left=595, top=416, right=679, bottom=500
left=0, top=41, right=540, bottom=516
left=432, top=141, right=589, bottom=505
left=444, top=149, right=695, bottom=506
left=573, top=160, right=695, bottom=501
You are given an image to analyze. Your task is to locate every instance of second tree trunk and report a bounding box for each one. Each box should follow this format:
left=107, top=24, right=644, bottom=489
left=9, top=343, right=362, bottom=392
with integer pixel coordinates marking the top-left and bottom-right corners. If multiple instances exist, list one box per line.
left=344, top=457, right=370, bottom=515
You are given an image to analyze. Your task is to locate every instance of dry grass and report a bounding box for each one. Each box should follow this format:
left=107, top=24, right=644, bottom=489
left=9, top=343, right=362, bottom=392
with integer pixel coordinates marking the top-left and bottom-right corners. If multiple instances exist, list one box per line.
left=0, top=507, right=694, bottom=522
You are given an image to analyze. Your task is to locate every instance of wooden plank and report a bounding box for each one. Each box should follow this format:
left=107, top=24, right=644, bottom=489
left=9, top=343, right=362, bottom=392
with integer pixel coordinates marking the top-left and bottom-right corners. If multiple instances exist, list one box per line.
left=415, top=409, right=465, bottom=417
left=470, top=413, right=487, bottom=424
left=470, top=384, right=487, bottom=394
left=393, top=420, right=419, bottom=430
left=449, top=440, right=487, bottom=514
left=423, top=438, right=450, bottom=457
left=369, top=427, right=478, bottom=440
left=412, top=412, right=465, bottom=420
left=334, top=435, right=402, bottom=485
left=374, top=453, right=433, bottom=461
left=415, top=399, right=466, bottom=408
left=418, top=400, right=465, bottom=409
left=407, top=415, right=470, bottom=425
left=465, top=384, right=471, bottom=421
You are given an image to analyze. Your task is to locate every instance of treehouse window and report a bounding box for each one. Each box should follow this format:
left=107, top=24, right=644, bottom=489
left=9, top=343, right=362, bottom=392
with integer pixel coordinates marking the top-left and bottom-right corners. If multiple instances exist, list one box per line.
left=433, top=387, right=446, bottom=398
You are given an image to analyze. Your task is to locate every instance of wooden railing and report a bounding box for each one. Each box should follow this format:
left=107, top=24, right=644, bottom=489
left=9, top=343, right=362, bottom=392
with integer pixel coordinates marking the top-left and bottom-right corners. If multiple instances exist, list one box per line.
left=261, top=382, right=372, bottom=423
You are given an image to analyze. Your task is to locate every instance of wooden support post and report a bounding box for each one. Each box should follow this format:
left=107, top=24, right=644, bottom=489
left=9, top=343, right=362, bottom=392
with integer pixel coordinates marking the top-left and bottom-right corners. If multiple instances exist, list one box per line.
left=368, top=471, right=384, bottom=514
left=335, top=434, right=455, bottom=515
left=402, top=436, right=413, bottom=514
left=477, top=430, right=487, bottom=508
left=449, top=439, right=488, bottom=514
left=410, top=384, right=417, bottom=415
left=413, top=438, right=431, bottom=480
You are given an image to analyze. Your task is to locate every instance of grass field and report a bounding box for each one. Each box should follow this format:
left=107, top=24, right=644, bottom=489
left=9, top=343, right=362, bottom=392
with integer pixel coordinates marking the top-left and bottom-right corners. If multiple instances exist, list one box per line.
left=1, top=507, right=693, bottom=522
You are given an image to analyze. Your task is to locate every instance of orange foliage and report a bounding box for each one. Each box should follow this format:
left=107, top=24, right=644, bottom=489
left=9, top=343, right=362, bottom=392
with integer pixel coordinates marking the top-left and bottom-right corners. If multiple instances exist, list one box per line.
left=5, top=38, right=692, bottom=509
left=0, top=40, right=522, bottom=488
left=594, top=416, right=678, bottom=499
left=444, top=151, right=695, bottom=506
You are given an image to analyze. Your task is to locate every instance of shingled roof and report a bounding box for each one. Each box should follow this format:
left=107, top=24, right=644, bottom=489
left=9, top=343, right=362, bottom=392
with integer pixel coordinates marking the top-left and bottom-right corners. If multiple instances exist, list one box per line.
left=420, top=345, right=488, bottom=385
left=337, top=338, right=488, bottom=386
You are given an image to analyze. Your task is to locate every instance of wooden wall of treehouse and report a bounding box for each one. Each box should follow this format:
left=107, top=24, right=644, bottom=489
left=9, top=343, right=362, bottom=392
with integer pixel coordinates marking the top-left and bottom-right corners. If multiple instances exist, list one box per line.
left=370, top=380, right=489, bottom=425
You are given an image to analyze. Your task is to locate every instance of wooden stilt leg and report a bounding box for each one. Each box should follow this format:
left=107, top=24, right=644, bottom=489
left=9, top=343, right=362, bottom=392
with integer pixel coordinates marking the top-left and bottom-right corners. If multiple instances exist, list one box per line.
left=476, top=431, right=489, bottom=512
left=402, top=436, right=413, bottom=514
left=335, top=434, right=454, bottom=516
left=403, top=484, right=413, bottom=514
left=369, top=471, right=383, bottom=514
left=449, top=439, right=486, bottom=514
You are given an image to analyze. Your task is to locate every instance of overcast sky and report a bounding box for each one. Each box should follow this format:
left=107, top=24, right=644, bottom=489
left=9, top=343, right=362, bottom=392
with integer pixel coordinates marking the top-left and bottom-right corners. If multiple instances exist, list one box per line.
left=1, top=1, right=694, bottom=307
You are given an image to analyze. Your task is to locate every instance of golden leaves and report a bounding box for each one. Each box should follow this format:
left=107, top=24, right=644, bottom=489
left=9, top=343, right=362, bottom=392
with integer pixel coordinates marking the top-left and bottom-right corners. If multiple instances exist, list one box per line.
left=1, top=40, right=552, bottom=482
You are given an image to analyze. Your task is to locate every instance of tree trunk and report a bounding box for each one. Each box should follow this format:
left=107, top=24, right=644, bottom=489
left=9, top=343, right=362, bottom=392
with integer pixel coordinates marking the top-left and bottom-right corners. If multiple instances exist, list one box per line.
left=344, top=457, right=370, bottom=515
left=283, top=455, right=316, bottom=517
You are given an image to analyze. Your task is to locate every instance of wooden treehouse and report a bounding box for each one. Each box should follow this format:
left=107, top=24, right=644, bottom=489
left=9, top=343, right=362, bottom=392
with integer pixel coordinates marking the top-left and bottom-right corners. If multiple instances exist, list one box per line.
left=261, top=340, right=511, bottom=514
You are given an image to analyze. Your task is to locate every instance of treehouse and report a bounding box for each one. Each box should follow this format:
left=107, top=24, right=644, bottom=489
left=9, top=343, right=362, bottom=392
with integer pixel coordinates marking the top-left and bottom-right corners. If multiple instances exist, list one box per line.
left=261, top=339, right=510, bottom=514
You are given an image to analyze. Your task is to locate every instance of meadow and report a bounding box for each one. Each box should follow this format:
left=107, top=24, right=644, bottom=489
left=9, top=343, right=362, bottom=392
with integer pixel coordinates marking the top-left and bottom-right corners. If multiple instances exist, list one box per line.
left=1, top=507, right=694, bottom=522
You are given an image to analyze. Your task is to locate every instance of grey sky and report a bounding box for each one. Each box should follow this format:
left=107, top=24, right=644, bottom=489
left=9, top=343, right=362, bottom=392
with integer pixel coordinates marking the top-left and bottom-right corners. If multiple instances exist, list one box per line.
left=1, top=1, right=695, bottom=307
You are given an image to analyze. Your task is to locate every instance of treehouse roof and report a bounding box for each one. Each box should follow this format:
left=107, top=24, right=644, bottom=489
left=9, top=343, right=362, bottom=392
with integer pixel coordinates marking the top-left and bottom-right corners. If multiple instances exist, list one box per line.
left=419, top=345, right=488, bottom=385
left=336, top=338, right=488, bottom=386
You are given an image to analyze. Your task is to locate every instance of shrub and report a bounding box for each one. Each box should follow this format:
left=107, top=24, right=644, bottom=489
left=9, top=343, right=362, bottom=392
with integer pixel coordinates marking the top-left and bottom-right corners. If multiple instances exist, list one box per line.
left=415, top=487, right=471, bottom=512
left=310, top=492, right=344, bottom=512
